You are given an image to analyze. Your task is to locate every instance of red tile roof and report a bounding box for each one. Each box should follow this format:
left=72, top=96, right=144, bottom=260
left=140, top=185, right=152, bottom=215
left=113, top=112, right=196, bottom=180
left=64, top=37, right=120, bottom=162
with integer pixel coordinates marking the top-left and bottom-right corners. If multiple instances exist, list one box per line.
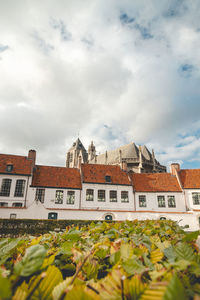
left=32, top=165, right=81, bottom=189
left=0, top=154, right=32, bottom=175
left=179, top=169, right=200, bottom=189
left=130, top=173, right=182, bottom=192
left=81, top=164, right=131, bottom=185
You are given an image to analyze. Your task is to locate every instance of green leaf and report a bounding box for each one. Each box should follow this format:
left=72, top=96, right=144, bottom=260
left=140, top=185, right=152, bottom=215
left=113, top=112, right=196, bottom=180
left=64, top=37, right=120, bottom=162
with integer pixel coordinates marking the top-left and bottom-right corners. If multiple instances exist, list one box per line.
left=124, top=275, right=146, bottom=300
left=120, top=243, right=133, bottom=260
left=182, top=231, right=200, bottom=243
left=52, top=277, right=72, bottom=300
left=174, top=243, right=195, bottom=262
left=163, top=274, right=187, bottom=300
left=0, top=271, right=11, bottom=300
left=123, top=258, right=146, bottom=275
left=64, top=229, right=81, bottom=241
left=0, top=238, right=21, bottom=265
left=14, top=244, right=47, bottom=277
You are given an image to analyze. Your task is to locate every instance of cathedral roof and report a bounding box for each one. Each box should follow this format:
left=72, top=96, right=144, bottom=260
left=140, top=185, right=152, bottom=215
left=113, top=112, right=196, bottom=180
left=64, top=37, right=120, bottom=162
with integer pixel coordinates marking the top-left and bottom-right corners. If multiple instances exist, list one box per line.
left=68, top=138, right=87, bottom=153
left=90, top=142, right=154, bottom=164
left=130, top=173, right=182, bottom=192
left=81, top=164, right=131, bottom=185
left=0, top=153, right=32, bottom=175
left=31, top=165, right=82, bottom=189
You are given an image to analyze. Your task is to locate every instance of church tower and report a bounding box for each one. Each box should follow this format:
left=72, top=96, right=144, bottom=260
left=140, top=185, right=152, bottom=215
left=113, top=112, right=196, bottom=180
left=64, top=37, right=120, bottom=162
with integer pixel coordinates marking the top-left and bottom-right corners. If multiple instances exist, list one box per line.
left=66, top=138, right=88, bottom=168
left=88, top=141, right=96, bottom=161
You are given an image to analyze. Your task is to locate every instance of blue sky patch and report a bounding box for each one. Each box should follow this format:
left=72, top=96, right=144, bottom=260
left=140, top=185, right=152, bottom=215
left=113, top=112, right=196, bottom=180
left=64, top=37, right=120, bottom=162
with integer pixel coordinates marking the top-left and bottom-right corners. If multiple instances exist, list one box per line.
left=178, top=64, right=194, bottom=78
left=50, top=18, right=72, bottom=41
left=0, top=44, right=9, bottom=52
left=120, top=13, right=135, bottom=25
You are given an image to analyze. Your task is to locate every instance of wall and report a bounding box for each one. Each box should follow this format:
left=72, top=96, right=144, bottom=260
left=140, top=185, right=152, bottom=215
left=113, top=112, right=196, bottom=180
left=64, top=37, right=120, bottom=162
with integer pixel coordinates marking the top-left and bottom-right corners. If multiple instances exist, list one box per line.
left=81, top=183, right=134, bottom=211
left=135, top=192, right=186, bottom=212
left=0, top=174, right=31, bottom=207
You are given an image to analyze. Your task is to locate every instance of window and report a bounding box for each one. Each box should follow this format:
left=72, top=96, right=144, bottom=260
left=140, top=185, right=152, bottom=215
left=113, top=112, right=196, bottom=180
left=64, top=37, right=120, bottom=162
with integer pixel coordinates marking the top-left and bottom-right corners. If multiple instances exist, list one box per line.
left=158, top=196, right=165, bottom=207
left=35, top=188, right=45, bottom=203
left=192, top=193, right=200, bottom=205
left=14, top=180, right=26, bottom=197
left=139, top=195, right=146, bottom=207
left=12, top=203, right=23, bottom=207
left=121, top=191, right=129, bottom=203
left=0, top=202, right=8, bottom=207
left=168, top=195, right=176, bottom=207
left=86, top=189, right=94, bottom=201
left=98, top=190, right=105, bottom=202
left=105, top=214, right=113, bottom=221
left=0, top=179, right=12, bottom=197
left=69, top=153, right=73, bottom=162
left=6, top=164, right=13, bottom=172
left=105, top=176, right=111, bottom=183
left=67, top=191, right=75, bottom=204
left=10, top=214, right=16, bottom=219
left=55, top=190, right=63, bottom=204
left=110, top=190, right=117, bottom=202
left=48, top=212, right=58, bottom=220
left=160, top=217, right=166, bottom=220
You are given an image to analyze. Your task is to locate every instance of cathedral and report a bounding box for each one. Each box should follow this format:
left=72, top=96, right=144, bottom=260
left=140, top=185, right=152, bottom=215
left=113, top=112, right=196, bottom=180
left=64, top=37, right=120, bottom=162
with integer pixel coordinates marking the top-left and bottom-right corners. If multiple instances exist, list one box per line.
left=66, top=138, right=166, bottom=173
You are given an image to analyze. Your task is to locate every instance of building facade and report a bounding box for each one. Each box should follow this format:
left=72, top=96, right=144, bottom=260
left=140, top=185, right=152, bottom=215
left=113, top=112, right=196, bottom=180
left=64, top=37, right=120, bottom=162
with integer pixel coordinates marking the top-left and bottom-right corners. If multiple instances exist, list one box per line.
left=66, top=139, right=166, bottom=173
left=0, top=150, right=200, bottom=230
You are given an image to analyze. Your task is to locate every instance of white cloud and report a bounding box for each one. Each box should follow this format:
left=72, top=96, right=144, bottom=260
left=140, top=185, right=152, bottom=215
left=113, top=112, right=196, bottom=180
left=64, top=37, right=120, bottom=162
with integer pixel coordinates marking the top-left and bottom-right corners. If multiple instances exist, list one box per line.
left=0, top=0, right=200, bottom=168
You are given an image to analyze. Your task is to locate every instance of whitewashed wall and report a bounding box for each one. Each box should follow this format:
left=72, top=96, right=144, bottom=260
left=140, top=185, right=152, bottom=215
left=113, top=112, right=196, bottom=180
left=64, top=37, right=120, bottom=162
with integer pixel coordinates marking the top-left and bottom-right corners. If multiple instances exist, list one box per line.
left=0, top=174, right=31, bottom=207
left=135, top=192, right=186, bottom=212
left=184, top=189, right=200, bottom=211
left=27, top=186, right=81, bottom=209
left=0, top=204, right=198, bottom=231
left=81, top=183, right=134, bottom=211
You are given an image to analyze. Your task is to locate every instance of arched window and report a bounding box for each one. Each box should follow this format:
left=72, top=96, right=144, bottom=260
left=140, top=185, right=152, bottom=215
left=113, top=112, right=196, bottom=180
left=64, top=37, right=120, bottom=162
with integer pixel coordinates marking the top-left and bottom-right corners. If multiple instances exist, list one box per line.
left=160, top=217, right=166, bottom=220
left=48, top=212, right=58, bottom=220
left=105, top=214, right=113, bottom=221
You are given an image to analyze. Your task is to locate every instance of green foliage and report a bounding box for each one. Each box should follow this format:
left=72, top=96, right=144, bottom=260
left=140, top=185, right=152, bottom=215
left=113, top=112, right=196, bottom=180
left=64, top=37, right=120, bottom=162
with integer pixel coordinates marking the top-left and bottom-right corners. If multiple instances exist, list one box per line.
left=0, top=220, right=199, bottom=299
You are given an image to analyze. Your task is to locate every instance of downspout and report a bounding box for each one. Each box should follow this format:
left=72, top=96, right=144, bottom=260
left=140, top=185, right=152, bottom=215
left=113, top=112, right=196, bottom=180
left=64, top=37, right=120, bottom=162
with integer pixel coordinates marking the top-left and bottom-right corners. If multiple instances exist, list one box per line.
left=24, top=175, right=30, bottom=208
left=127, top=173, right=136, bottom=211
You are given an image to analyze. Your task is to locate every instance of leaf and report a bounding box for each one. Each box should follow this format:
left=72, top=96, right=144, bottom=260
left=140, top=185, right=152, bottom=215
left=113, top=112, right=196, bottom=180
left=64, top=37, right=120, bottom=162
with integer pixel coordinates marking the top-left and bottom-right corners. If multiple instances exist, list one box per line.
left=174, top=243, right=195, bottom=262
left=150, top=248, right=164, bottom=264
left=65, top=286, right=95, bottom=300
left=163, top=274, right=187, bottom=300
left=65, top=229, right=81, bottom=241
left=0, top=271, right=11, bottom=300
left=124, top=275, right=146, bottom=300
left=14, top=244, right=47, bottom=277
left=141, top=281, right=167, bottom=300
left=29, top=265, right=63, bottom=300
left=182, top=231, right=200, bottom=243
left=0, top=238, right=21, bottom=265
left=123, top=258, right=146, bottom=275
left=42, top=254, right=55, bottom=269
left=120, top=243, right=133, bottom=260
left=13, top=281, right=28, bottom=300
left=52, top=277, right=72, bottom=300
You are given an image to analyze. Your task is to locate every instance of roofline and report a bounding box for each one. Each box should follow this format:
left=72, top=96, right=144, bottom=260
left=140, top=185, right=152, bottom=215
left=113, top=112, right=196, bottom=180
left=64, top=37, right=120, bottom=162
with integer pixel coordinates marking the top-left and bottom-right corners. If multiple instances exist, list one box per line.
left=82, top=181, right=131, bottom=186
left=0, top=172, right=31, bottom=176
left=30, top=185, right=81, bottom=190
left=35, top=164, right=79, bottom=170
left=134, top=190, right=182, bottom=193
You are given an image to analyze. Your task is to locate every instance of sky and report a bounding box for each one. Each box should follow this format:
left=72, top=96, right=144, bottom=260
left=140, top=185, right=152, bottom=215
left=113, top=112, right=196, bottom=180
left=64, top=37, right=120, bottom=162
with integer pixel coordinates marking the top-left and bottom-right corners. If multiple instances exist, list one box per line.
left=0, top=0, right=200, bottom=170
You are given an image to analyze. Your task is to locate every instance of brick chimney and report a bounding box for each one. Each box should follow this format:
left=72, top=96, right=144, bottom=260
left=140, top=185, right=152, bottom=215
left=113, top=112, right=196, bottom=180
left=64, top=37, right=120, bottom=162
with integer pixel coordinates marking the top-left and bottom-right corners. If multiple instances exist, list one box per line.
left=170, top=163, right=180, bottom=176
left=28, top=150, right=36, bottom=169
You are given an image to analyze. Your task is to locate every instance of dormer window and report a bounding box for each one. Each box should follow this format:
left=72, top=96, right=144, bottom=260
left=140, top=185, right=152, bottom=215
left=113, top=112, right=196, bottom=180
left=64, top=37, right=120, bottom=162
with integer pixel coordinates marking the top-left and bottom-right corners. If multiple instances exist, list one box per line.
left=105, top=175, right=111, bottom=183
left=6, top=164, right=13, bottom=172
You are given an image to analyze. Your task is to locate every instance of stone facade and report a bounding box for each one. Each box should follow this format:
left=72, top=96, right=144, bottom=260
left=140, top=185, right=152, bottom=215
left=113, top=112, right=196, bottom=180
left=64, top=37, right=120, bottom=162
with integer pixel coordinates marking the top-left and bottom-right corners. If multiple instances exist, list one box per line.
left=66, top=139, right=166, bottom=173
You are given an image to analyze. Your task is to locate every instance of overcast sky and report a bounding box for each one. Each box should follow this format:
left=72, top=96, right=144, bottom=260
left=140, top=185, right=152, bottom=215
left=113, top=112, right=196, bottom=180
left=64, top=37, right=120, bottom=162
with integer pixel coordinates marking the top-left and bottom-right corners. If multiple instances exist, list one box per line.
left=0, top=0, right=200, bottom=169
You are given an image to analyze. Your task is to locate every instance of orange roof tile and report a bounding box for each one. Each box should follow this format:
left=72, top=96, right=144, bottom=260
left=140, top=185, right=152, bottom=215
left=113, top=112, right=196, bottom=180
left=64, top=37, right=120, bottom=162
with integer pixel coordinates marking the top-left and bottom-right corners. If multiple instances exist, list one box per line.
left=81, top=164, right=131, bottom=185
left=32, top=165, right=81, bottom=189
left=179, top=169, right=200, bottom=189
left=130, top=173, right=182, bottom=192
left=0, top=154, right=32, bottom=175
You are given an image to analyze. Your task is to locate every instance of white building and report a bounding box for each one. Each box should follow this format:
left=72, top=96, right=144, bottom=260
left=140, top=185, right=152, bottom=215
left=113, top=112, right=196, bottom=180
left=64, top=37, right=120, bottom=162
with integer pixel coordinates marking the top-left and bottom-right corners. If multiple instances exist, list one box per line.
left=0, top=150, right=200, bottom=230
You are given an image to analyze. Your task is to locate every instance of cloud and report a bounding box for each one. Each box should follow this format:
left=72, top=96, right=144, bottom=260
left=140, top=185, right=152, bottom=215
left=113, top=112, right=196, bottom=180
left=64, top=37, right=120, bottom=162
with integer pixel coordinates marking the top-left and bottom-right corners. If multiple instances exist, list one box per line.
left=0, top=0, right=200, bottom=169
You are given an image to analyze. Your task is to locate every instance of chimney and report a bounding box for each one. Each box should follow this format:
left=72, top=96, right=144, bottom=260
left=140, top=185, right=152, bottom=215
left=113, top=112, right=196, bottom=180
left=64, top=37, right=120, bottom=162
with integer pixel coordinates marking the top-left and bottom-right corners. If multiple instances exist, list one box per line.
left=28, top=150, right=36, bottom=169
left=170, top=163, right=180, bottom=176
left=121, top=161, right=128, bottom=172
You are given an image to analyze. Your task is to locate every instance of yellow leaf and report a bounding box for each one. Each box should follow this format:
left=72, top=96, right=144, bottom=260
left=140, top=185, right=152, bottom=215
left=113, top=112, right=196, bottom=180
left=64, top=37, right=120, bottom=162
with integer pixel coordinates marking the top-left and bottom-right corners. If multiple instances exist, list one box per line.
left=150, top=249, right=164, bottom=264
